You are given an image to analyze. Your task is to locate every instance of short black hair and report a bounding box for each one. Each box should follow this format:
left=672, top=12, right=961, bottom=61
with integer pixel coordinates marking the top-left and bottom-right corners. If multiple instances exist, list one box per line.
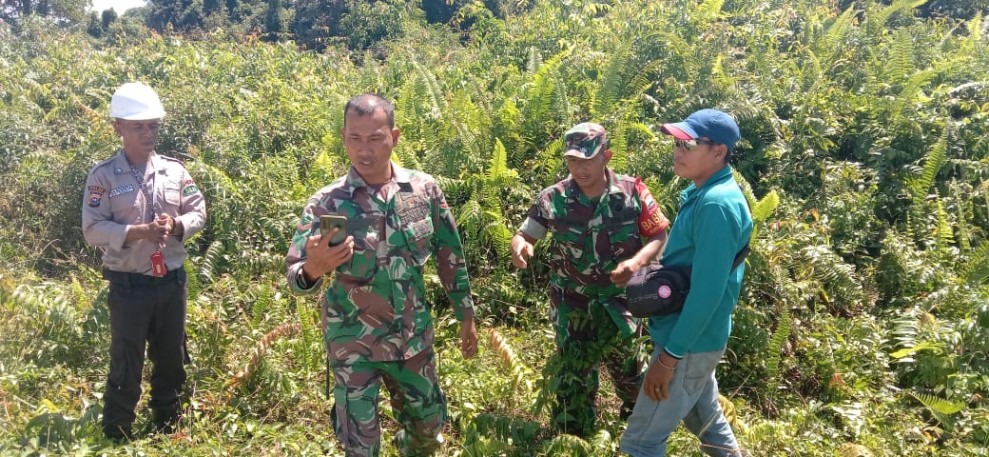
left=343, top=94, right=395, bottom=128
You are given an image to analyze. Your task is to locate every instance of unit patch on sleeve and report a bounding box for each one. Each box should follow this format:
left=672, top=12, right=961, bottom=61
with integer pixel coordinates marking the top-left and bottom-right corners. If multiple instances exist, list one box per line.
left=88, top=185, right=105, bottom=207
left=182, top=179, right=199, bottom=196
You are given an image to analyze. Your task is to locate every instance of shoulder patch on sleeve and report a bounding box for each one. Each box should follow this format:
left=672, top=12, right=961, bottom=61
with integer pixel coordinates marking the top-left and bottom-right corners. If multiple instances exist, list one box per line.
left=87, top=185, right=105, bottom=207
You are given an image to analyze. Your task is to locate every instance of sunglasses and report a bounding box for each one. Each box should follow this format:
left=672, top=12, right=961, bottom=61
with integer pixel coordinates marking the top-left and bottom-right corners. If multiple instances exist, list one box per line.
left=674, top=138, right=718, bottom=151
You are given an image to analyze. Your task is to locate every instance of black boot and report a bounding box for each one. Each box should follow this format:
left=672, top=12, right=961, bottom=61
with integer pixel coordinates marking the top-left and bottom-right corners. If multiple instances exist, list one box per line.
left=104, top=423, right=133, bottom=443
left=152, top=406, right=181, bottom=435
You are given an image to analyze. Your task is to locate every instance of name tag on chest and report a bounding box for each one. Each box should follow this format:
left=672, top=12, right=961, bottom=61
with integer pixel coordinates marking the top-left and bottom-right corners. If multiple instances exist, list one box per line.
left=109, top=184, right=135, bottom=198
left=394, top=193, right=429, bottom=225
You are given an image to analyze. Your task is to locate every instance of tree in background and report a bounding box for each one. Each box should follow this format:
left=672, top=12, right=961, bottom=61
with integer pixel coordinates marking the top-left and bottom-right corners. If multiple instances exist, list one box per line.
left=262, top=0, right=283, bottom=42
left=84, top=6, right=116, bottom=37
left=1, top=0, right=88, bottom=24
left=289, top=0, right=345, bottom=51
left=838, top=0, right=989, bottom=18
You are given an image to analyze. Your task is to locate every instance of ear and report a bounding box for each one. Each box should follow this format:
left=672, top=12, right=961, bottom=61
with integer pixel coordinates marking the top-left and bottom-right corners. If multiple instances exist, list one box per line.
left=112, top=120, right=123, bottom=136
left=604, top=149, right=613, bottom=160
left=391, top=127, right=401, bottom=144
left=714, top=144, right=728, bottom=161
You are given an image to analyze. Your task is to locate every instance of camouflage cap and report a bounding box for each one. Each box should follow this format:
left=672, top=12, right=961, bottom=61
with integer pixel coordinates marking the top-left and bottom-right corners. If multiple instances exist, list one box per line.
left=563, top=123, right=608, bottom=159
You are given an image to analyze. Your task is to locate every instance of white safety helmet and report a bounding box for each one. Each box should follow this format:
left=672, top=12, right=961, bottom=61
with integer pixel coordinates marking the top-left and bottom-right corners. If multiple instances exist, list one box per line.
left=109, top=82, right=166, bottom=120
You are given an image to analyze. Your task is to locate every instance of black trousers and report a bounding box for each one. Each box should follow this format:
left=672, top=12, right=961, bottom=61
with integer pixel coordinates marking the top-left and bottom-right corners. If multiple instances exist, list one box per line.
left=101, top=268, right=187, bottom=435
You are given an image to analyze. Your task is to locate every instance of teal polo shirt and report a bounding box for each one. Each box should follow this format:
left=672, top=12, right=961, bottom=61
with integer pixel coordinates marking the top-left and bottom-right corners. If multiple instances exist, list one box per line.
left=648, top=166, right=753, bottom=358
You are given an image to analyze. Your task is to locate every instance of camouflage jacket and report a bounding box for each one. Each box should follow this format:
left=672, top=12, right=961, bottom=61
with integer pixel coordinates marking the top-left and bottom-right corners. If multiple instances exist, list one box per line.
left=286, top=163, right=474, bottom=363
left=518, top=168, right=669, bottom=336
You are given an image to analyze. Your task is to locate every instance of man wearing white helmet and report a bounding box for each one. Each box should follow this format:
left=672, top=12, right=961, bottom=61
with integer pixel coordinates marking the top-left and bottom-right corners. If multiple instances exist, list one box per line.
left=82, top=82, right=207, bottom=441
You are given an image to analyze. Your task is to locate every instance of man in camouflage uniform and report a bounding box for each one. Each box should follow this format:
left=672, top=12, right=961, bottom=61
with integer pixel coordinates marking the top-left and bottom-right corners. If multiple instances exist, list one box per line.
left=511, top=122, right=670, bottom=437
left=285, top=94, right=478, bottom=457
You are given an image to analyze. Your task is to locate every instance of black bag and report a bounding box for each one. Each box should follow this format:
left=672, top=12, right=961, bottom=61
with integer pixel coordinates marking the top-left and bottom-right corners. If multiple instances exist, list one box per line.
left=626, top=245, right=750, bottom=318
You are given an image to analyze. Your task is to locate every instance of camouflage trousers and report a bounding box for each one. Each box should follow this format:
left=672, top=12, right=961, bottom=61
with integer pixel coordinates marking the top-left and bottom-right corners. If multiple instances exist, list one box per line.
left=330, top=348, right=447, bottom=457
left=549, top=292, right=645, bottom=437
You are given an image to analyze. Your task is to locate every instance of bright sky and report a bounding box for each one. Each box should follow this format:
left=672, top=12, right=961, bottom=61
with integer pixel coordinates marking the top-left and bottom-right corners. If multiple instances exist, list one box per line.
left=89, top=0, right=147, bottom=14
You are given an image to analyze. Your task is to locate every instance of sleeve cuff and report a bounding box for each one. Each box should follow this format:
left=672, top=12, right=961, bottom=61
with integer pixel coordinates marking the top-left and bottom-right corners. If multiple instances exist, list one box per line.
left=175, top=213, right=204, bottom=239
left=453, top=294, right=475, bottom=322
left=291, top=263, right=322, bottom=293
left=663, top=347, right=683, bottom=360
left=518, top=217, right=547, bottom=240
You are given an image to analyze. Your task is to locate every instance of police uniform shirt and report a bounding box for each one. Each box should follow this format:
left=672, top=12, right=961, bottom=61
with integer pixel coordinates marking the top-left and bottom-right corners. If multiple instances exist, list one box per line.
left=82, top=150, right=206, bottom=274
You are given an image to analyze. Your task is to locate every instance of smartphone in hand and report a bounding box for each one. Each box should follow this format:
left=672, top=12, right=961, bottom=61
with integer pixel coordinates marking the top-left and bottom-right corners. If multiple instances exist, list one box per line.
left=319, top=215, right=348, bottom=246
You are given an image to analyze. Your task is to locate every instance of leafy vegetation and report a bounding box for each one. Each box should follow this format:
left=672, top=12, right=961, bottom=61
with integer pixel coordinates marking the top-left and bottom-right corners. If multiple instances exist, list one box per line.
left=1, top=0, right=988, bottom=455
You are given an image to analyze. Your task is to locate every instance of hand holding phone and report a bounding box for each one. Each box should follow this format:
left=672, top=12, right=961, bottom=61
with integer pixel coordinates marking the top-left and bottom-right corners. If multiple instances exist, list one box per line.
left=319, top=215, right=349, bottom=246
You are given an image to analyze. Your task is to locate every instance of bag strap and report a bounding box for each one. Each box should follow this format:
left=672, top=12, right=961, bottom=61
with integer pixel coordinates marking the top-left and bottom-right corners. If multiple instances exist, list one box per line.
left=731, top=243, right=750, bottom=271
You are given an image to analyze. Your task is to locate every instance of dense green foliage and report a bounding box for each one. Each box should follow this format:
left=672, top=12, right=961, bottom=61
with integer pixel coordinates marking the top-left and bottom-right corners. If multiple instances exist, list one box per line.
left=1, top=0, right=988, bottom=455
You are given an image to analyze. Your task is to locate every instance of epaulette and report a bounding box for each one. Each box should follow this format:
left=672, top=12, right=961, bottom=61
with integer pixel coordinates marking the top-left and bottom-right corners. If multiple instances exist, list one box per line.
left=90, top=154, right=117, bottom=171
left=311, top=175, right=349, bottom=200
left=158, top=155, right=185, bottom=164
left=618, top=173, right=638, bottom=184
left=406, top=169, right=437, bottom=183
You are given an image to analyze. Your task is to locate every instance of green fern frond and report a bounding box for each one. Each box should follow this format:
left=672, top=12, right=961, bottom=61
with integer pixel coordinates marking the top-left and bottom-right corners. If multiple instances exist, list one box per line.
left=551, top=74, right=572, bottom=127
left=890, top=341, right=941, bottom=359
left=200, top=240, right=226, bottom=282
left=906, top=125, right=948, bottom=200
left=521, top=51, right=566, bottom=149
left=410, top=59, right=446, bottom=117
left=822, top=5, right=858, bottom=59
left=693, top=0, right=725, bottom=22
left=257, top=214, right=295, bottom=249
left=608, top=118, right=628, bottom=172
left=456, top=199, right=484, bottom=235
left=468, top=413, right=540, bottom=443
left=885, top=28, right=914, bottom=86
left=909, top=390, right=964, bottom=425
left=625, top=122, right=656, bottom=143
left=891, top=309, right=921, bottom=351
left=588, top=429, right=613, bottom=452
left=873, top=0, right=928, bottom=27
left=934, top=197, right=954, bottom=254
left=890, top=68, right=939, bottom=128
left=955, top=190, right=972, bottom=253
left=752, top=190, right=780, bottom=223
left=593, top=48, right=630, bottom=118
left=766, top=306, right=792, bottom=396
left=628, top=59, right=663, bottom=99
left=190, top=161, right=239, bottom=199
left=959, top=242, right=989, bottom=286
left=526, top=46, right=542, bottom=75
left=969, top=13, right=983, bottom=42
left=540, top=433, right=591, bottom=457
left=435, top=176, right=471, bottom=202
left=487, top=138, right=509, bottom=181
left=483, top=219, right=513, bottom=259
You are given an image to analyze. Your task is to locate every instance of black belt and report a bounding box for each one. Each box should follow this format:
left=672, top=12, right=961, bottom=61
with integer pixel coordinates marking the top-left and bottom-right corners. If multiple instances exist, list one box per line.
left=102, top=268, right=183, bottom=286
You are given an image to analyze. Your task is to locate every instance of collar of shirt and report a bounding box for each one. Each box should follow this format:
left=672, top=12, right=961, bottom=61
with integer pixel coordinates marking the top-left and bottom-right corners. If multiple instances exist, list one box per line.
left=679, top=165, right=734, bottom=205
left=342, top=161, right=412, bottom=197
left=112, top=149, right=164, bottom=175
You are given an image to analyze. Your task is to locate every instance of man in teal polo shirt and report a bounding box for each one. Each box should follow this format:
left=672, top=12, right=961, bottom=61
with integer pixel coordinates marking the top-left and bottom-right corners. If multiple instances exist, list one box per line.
left=620, top=109, right=752, bottom=457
